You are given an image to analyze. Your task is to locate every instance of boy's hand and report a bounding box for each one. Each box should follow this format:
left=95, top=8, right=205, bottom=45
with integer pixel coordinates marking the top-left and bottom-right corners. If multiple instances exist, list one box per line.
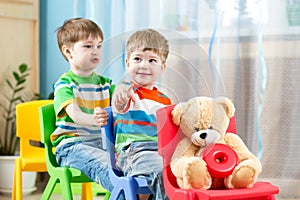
left=94, top=107, right=109, bottom=126
left=114, top=85, right=134, bottom=111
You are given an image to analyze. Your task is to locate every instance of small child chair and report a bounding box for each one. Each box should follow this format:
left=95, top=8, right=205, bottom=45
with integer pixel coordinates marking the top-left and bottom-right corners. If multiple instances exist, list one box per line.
left=39, top=103, right=110, bottom=200
left=101, top=106, right=152, bottom=200
left=13, top=99, right=53, bottom=200
left=156, top=104, right=279, bottom=200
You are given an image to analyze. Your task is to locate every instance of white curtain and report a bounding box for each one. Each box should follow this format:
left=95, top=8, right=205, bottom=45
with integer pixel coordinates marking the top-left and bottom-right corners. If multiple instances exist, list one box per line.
left=88, top=0, right=300, bottom=198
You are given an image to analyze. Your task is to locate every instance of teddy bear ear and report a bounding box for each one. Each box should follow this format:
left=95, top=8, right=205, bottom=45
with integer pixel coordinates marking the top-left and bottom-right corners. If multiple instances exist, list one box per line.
left=215, top=97, right=236, bottom=118
left=171, top=102, right=187, bottom=125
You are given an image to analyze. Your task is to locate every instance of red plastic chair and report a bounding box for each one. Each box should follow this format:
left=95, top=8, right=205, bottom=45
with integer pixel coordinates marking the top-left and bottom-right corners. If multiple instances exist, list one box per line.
left=157, top=104, right=279, bottom=200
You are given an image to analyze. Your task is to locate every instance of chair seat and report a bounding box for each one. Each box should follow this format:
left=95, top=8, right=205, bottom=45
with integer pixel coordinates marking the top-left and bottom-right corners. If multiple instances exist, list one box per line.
left=17, top=155, right=46, bottom=169
left=21, top=162, right=47, bottom=171
left=134, top=177, right=150, bottom=193
left=184, top=182, right=278, bottom=200
left=68, top=168, right=92, bottom=182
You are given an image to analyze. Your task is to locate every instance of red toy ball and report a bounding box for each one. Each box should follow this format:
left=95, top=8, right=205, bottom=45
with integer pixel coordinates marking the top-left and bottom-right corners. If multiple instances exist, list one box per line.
left=201, top=143, right=238, bottom=178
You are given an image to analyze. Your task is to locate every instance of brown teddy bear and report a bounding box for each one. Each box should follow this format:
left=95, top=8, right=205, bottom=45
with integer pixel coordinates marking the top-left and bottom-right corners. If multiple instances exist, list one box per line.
left=170, top=96, right=262, bottom=190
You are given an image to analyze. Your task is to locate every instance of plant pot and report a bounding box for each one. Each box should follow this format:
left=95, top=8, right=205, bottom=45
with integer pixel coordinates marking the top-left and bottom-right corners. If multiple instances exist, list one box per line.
left=0, top=155, right=37, bottom=196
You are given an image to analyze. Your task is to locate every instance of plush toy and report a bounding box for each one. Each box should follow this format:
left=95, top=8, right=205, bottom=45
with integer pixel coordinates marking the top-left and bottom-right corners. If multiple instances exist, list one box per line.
left=170, top=96, right=262, bottom=190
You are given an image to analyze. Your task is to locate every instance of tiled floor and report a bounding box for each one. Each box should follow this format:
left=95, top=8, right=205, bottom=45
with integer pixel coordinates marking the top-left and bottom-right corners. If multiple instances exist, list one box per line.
left=1, top=189, right=296, bottom=200
left=0, top=192, right=297, bottom=200
left=0, top=174, right=298, bottom=200
left=0, top=192, right=106, bottom=200
left=0, top=173, right=107, bottom=200
left=0, top=192, right=298, bottom=200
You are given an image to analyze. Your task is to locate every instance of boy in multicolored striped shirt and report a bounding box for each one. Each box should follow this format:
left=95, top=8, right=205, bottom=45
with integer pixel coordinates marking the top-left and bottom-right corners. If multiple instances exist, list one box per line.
left=52, top=18, right=115, bottom=192
left=112, top=29, right=172, bottom=200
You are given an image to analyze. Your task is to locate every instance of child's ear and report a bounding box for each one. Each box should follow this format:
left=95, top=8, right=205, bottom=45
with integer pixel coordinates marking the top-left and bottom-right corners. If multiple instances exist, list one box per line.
left=162, top=63, right=166, bottom=70
left=125, top=58, right=130, bottom=68
left=62, top=45, right=72, bottom=60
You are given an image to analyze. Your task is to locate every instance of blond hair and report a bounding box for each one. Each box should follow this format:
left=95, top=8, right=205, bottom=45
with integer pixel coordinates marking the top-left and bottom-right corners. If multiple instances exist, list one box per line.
left=126, top=29, right=169, bottom=64
left=56, top=18, right=103, bottom=60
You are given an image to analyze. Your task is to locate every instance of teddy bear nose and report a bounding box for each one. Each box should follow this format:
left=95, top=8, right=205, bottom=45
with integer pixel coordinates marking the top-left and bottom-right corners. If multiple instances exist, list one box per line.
left=200, top=132, right=207, bottom=139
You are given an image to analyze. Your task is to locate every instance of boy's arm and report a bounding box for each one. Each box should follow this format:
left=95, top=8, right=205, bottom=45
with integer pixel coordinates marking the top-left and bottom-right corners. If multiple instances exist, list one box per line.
left=65, top=103, right=108, bottom=126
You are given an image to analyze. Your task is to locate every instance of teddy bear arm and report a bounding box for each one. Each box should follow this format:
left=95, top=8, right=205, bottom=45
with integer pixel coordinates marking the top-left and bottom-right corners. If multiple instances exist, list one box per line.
left=171, top=139, right=201, bottom=177
left=225, top=133, right=262, bottom=170
left=171, top=157, right=191, bottom=178
left=224, top=133, right=262, bottom=188
left=224, top=133, right=258, bottom=160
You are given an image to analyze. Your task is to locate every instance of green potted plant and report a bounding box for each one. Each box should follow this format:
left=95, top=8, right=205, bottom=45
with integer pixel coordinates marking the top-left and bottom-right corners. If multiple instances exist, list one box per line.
left=0, top=63, right=40, bottom=195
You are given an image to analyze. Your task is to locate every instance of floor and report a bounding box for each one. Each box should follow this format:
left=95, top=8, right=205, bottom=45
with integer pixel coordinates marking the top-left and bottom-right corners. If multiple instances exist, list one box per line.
left=0, top=173, right=298, bottom=200
left=0, top=192, right=297, bottom=200
left=1, top=189, right=297, bottom=200
left=0, top=173, right=107, bottom=200
left=0, top=191, right=106, bottom=200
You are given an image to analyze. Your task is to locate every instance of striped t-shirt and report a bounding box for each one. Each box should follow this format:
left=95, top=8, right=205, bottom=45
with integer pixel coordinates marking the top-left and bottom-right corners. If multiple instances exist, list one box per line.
left=51, top=70, right=115, bottom=147
left=113, top=84, right=172, bottom=152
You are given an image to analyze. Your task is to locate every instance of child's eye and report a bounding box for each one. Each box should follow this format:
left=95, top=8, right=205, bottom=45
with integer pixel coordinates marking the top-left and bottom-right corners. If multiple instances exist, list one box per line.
left=149, top=59, right=157, bottom=63
left=84, top=45, right=92, bottom=48
left=133, top=57, right=141, bottom=62
left=97, top=45, right=102, bottom=49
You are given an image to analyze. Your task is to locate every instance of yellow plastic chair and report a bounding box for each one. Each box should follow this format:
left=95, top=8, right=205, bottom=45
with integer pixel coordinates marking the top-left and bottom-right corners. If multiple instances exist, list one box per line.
left=12, top=99, right=54, bottom=200
left=39, top=103, right=110, bottom=200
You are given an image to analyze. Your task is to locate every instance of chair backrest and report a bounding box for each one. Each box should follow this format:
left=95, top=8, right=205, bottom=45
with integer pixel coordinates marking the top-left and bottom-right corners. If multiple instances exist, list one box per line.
left=101, top=107, right=124, bottom=181
left=16, top=100, right=54, bottom=156
left=39, top=103, right=60, bottom=169
left=157, top=104, right=236, bottom=188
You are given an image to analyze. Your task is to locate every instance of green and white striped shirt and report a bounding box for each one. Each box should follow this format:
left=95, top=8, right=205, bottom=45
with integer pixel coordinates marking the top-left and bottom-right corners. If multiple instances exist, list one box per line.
left=51, top=70, right=115, bottom=147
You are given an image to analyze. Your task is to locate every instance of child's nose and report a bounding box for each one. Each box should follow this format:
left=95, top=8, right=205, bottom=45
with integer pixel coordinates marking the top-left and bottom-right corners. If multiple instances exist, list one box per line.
left=139, top=61, right=150, bottom=68
left=92, top=48, right=99, bottom=54
left=92, top=46, right=101, bottom=54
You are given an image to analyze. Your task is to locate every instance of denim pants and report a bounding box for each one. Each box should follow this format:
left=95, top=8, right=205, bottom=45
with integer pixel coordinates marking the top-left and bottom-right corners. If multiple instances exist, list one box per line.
left=55, top=138, right=114, bottom=192
left=117, top=141, right=169, bottom=200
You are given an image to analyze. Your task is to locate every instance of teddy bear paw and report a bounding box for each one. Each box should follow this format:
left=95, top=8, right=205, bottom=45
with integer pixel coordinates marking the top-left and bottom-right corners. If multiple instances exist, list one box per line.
left=182, top=160, right=212, bottom=189
left=225, top=166, right=257, bottom=188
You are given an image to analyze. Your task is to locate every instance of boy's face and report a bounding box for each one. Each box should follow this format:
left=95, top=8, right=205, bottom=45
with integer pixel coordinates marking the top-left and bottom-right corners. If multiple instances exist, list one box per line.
left=62, top=35, right=102, bottom=76
left=126, top=49, right=166, bottom=89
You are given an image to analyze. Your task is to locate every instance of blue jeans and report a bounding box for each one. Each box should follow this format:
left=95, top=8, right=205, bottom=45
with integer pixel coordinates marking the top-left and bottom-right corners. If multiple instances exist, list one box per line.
left=55, top=138, right=113, bottom=191
left=117, top=141, right=169, bottom=200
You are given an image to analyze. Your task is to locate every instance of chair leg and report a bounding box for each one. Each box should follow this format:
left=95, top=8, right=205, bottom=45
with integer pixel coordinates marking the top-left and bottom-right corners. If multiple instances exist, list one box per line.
left=12, top=161, right=16, bottom=200
left=123, top=181, right=138, bottom=200
left=104, top=192, right=111, bottom=200
left=81, top=182, right=93, bottom=200
left=12, top=158, right=22, bottom=200
left=40, top=177, right=58, bottom=200
left=110, top=179, right=138, bottom=200
left=109, top=186, right=122, bottom=200
left=60, top=173, right=74, bottom=200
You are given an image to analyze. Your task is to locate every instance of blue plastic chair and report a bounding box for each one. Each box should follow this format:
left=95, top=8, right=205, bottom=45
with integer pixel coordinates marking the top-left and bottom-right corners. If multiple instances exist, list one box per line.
left=102, top=107, right=152, bottom=200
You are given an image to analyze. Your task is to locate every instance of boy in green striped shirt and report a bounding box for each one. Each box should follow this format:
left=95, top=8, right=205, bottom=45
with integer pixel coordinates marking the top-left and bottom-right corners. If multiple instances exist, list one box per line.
left=52, top=18, right=115, bottom=192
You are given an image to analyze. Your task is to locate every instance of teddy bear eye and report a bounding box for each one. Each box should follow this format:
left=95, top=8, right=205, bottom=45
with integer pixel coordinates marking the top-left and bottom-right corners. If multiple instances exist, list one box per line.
left=208, top=126, right=213, bottom=129
left=194, top=127, right=200, bottom=132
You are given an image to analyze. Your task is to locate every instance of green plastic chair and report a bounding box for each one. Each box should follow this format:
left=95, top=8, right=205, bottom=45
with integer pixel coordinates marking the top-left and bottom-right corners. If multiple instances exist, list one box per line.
left=39, top=103, right=110, bottom=200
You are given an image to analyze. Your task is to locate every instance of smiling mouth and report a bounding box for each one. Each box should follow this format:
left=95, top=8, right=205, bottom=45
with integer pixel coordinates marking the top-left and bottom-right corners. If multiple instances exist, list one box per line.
left=137, top=72, right=151, bottom=75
